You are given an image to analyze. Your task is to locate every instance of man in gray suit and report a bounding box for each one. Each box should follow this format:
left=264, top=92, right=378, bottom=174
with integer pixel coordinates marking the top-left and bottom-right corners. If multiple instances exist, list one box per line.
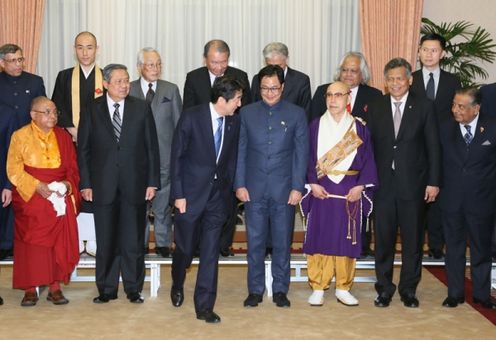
left=130, top=48, right=182, bottom=258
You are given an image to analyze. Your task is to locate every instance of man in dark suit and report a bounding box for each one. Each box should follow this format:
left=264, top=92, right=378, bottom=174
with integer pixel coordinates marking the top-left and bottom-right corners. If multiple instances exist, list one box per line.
left=130, top=47, right=182, bottom=258
left=52, top=31, right=103, bottom=256
left=183, top=39, right=251, bottom=257
left=411, top=33, right=462, bottom=260
left=439, top=88, right=496, bottom=309
left=366, top=58, right=441, bottom=308
left=235, top=65, right=308, bottom=308
left=78, top=64, right=160, bottom=304
left=310, top=51, right=382, bottom=257
left=169, top=76, right=243, bottom=323
left=251, top=42, right=311, bottom=116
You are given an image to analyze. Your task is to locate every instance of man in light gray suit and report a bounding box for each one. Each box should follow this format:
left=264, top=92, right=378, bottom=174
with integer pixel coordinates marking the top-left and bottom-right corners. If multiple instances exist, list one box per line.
left=130, top=47, right=182, bottom=258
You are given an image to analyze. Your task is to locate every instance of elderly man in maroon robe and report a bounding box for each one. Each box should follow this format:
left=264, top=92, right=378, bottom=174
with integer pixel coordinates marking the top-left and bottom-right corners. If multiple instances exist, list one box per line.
left=7, top=96, right=80, bottom=307
left=301, top=81, right=377, bottom=306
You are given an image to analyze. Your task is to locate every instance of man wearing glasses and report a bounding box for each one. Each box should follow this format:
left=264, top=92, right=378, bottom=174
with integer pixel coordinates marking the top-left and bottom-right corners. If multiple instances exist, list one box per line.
left=130, top=48, right=182, bottom=258
left=235, top=65, right=308, bottom=308
left=6, top=96, right=80, bottom=306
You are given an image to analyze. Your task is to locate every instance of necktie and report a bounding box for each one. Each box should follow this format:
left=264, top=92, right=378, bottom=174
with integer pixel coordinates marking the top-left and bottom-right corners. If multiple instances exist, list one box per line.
left=426, top=72, right=435, bottom=100
left=393, top=102, right=402, bottom=138
left=112, top=103, right=122, bottom=141
left=214, top=117, right=223, bottom=157
left=146, top=83, right=155, bottom=103
left=463, top=124, right=473, bottom=145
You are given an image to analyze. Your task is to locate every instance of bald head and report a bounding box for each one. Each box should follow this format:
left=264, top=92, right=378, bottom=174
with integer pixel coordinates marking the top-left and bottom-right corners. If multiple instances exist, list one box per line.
left=325, top=81, right=351, bottom=118
left=30, top=96, right=58, bottom=133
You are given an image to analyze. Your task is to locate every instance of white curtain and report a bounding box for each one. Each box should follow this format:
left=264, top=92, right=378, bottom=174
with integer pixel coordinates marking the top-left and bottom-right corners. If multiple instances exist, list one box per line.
left=37, top=0, right=360, bottom=97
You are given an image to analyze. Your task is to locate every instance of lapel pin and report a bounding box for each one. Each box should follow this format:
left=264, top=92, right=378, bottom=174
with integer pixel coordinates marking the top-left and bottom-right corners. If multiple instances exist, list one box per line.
left=480, top=126, right=485, bottom=133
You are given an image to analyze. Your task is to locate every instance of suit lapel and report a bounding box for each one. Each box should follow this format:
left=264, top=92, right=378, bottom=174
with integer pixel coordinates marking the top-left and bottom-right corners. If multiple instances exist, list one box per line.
left=97, top=98, right=115, bottom=137
left=282, top=68, right=294, bottom=99
left=218, top=115, right=235, bottom=163
left=396, top=94, right=415, bottom=140
left=199, top=104, right=217, bottom=162
left=352, top=85, right=365, bottom=116
left=383, top=95, right=396, bottom=140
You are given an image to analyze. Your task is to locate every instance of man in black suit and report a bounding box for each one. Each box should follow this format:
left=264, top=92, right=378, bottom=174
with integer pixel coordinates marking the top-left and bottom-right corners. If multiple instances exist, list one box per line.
left=440, top=88, right=496, bottom=309
left=169, top=77, right=243, bottom=323
left=251, top=42, right=311, bottom=116
left=411, top=33, right=462, bottom=260
left=183, top=39, right=250, bottom=257
left=310, top=51, right=382, bottom=257
left=78, top=64, right=160, bottom=304
left=366, top=58, right=441, bottom=308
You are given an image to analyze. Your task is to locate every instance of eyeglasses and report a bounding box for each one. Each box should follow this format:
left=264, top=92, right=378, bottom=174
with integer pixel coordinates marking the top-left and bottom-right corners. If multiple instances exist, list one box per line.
left=3, top=57, right=25, bottom=64
left=260, top=86, right=282, bottom=94
left=143, top=62, right=161, bottom=70
left=325, top=92, right=350, bottom=99
left=32, top=109, right=59, bottom=117
left=340, top=68, right=360, bottom=75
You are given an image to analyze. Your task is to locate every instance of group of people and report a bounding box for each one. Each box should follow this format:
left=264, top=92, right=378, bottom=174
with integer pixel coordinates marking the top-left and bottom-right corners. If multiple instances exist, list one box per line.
left=0, top=31, right=495, bottom=323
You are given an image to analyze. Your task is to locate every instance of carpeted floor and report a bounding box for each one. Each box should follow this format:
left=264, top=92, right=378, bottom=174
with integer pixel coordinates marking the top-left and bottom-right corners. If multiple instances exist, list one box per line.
left=0, top=264, right=495, bottom=339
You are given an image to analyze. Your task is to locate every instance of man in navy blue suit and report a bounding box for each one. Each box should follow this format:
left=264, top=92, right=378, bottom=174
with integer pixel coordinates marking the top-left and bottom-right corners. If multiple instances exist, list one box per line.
left=235, top=65, right=308, bottom=308
left=439, top=87, right=496, bottom=309
left=169, top=76, right=243, bottom=323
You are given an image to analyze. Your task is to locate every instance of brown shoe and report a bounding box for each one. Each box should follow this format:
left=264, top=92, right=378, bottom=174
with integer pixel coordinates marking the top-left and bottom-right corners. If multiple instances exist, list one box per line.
left=21, top=291, right=39, bottom=307
left=47, top=290, right=69, bottom=305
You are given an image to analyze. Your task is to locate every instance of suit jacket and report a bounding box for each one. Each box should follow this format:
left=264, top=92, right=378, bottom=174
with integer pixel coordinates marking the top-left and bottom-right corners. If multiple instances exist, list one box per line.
left=77, top=95, right=160, bottom=205
left=411, top=69, right=461, bottom=123
left=234, top=100, right=309, bottom=203
left=169, top=103, right=239, bottom=212
left=309, top=83, right=382, bottom=122
left=480, top=83, right=496, bottom=117
left=365, top=92, right=441, bottom=200
left=0, top=71, right=46, bottom=128
left=129, top=78, right=181, bottom=187
left=0, top=104, right=17, bottom=190
left=439, top=114, right=496, bottom=214
left=52, top=66, right=103, bottom=128
left=182, top=66, right=251, bottom=110
left=251, top=67, right=311, bottom=116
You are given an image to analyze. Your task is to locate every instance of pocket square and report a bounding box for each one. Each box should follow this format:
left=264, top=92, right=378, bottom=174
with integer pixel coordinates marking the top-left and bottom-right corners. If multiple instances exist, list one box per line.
left=482, top=140, right=491, bottom=146
left=162, top=96, right=171, bottom=103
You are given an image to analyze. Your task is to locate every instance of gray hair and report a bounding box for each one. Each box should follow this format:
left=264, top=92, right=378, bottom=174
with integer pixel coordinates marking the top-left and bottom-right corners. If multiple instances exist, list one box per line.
left=203, top=39, right=230, bottom=58
left=263, top=42, right=289, bottom=59
left=333, top=51, right=371, bottom=84
left=384, top=58, right=412, bottom=78
left=137, top=47, right=160, bottom=66
left=103, top=64, right=128, bottom=82
left=0, top=44, right=22, bottom=59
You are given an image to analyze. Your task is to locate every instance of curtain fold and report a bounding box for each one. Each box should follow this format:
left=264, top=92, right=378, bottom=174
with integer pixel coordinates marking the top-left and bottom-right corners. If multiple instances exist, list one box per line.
left=0, top=0, right=46, bottom=73
left=359, top=0, right=424, bottom=91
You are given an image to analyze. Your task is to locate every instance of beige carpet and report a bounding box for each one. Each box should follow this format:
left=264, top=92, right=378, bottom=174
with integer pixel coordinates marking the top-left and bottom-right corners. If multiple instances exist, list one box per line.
left=0, top=265, right=494, bottom=339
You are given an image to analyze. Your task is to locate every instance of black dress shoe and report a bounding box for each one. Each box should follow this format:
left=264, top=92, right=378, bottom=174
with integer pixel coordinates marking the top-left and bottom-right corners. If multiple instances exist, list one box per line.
left=442, top=296, right=465, bottom=308
left=171, top=288, right=184, bottom=307
left=93, top=293, right=117, bottom=304
left=400, top=294, right=419, bottom=308
left=127, top=292, right=144, bottom=303
left=473, top=297, right=496, bottom=309
left=243, top=293, right=263, bottom=307
left=196, top=310, right=221, bottom=323
left=0, top=295, right=3, bottom=305
left=155, top=247, right=171, bottom=258
left=428, top=248, right=444, bottom=259
left=374, top=294, right=392, bottom=307
left=220, top=247, right=234, bottom=257
left=0, top=248, right=13, bottom=260
left=272, top=292, right=290, bottom=307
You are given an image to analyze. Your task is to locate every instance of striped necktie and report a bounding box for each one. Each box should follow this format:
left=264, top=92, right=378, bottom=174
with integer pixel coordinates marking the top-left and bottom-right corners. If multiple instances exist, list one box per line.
left=214, top=117, right=223, bottom=157
left=463, top=124, right=473, bottom=145
left=112, top=103, right=122, bottom=141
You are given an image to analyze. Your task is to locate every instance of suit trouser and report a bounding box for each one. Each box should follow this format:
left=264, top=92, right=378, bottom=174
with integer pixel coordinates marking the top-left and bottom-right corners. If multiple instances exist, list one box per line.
left=426, top=200, right=444, bottom=250
left=0, top=204, right=13, bottom=250
left=374, top=194, right=425, bottom=297
left=145, top=181, right=173, bottom=248
left=245, top=197, right=294, bottom=295
left=93, top=194, right=146, bottom=296
left=171, top=181, right=226, bottom=312
left=219, top=193, right=237, bottom=251
left=443, top=211, right=493, bottom=301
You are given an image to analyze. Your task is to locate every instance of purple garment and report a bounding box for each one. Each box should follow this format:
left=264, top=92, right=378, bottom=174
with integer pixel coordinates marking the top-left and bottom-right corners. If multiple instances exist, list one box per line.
left=302, top=117, right=378, bottom=258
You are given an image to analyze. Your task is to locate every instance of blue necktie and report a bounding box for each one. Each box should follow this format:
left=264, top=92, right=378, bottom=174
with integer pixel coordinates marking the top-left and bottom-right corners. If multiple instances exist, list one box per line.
left=463, top=124, right=473, bottom=145
left=214, top=117, right=223, bottom=157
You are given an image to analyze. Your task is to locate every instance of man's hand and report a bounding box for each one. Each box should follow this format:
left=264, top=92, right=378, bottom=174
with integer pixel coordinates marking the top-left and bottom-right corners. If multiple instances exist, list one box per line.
left=66, top=127, right=78, bottom=142
left=310, top=184, right=329, bottom=200
left=175, top=198, right=187, bottom=213
left=424, top=185, right=439, bottom=203
left=36, top=182, right=53, bottom=199
left=1, top=189, right=12, bottom=207
left=288, top=190, right=302, bottom=205
left=81, top=188, right=93, bottom=201
left=145, top=187, right=156, bottom=201
left=236, top=187, right=250, bottom=202
left=346, top=185, right=364, bottom=202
